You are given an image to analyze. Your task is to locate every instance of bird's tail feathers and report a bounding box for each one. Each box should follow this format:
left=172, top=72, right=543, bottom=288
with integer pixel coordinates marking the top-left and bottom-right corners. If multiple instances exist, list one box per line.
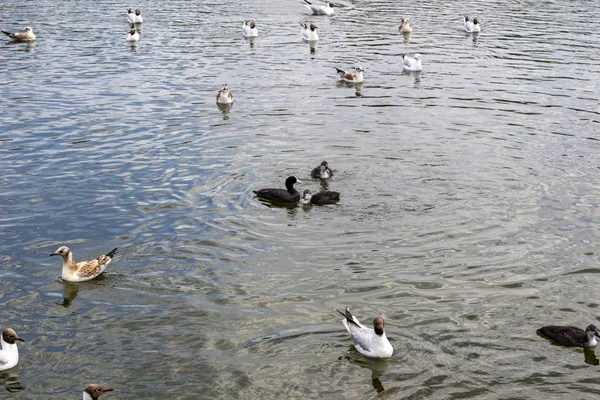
left=105, top=248, right=118, bottom=259
left=1, top=30, right=12, bottom=37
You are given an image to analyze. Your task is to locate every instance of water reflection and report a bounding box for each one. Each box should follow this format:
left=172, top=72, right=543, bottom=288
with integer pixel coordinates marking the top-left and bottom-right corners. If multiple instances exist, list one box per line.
left=306, top=40, right=318, bottom=53
left=401, top=32, right=411, bottom=44
left=583, top=347, right=599, bottom=366
left=245, top=36, right=257, bottom=49
left=0, top=369, right=25, bottom=393
left=217, top=103, right=233, bottom=120
left=62, top=282, right=80, bottom=307
left=343, top=355, right=390, bottom=393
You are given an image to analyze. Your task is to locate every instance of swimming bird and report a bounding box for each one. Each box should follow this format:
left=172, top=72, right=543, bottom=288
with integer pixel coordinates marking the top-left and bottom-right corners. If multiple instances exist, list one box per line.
left=254, top=176, right=302, bottom=203
left=50, top=246, right=118, bottom=283
left=463, top=15, right=480, bottom=33
left=301, top=189, right=340, bottom=205
left=335, top=65, right=364, bottom=83
left=311, top=161, right=333, bottom=179
left=303, top=0, right=335, bottom=16
left=336, top=307, right=393, bottom=358
left=537, top=324, right=600, bottom=347
left=127, top=8, right=143, bottom=24
left=300, top=22, right=319, bottom=41
left=0, top=328, right=25, bottom=372
left=216, top=84, right=234, bottom=105
left=125, top=26, right=139, bottom=42
left=1, top=27, right=36, bottom=42
left=83, top=384, right=114, bottom=400
left=401, top=53, right=422, bottom=71
left=242, top=21, right=258, bottom=37
left=399, top=18, right=412, bottom=33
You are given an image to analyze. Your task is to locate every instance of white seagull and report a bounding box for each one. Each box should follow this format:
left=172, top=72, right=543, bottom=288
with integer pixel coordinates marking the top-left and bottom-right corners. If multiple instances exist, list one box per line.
left=399, top=18, right=413, bottom=33
left=126, top=26, right=139, bottom=42
left=50, top=246, right=118, bottom=282
left=463, top=15, right=481, bottom=33
left=401, top=53, right=422, bottom=71
left=127, top=8, right=143, bottom=24
left=0, top=328, right=25, bottom=372
left=303, top=0, right=335, bottom=16
left=83, top=384, right=114, bottom=400
left=335, top=65, right=364, bottom=83
left=337, top=307, right=393, bottom=358
left=216, top=84, right=234, bottom=105
left=242, top=21, right=258, bottom=37
left=300, top=22, right=319, bottom=41
left=1, top=26, right=36, bottom=42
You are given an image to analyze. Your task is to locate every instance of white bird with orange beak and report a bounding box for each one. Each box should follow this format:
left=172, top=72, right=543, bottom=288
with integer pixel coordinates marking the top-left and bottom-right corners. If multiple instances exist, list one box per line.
left=242, top=21, right=258, bottom=37
left=1, top=26, right=36, bottom=42
left=0, top=328, right=25, bottom=371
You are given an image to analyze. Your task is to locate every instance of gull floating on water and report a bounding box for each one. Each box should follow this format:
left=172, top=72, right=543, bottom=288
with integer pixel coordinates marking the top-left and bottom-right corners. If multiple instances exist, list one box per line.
left=301, top=189, right=340, bottom=205
left=337, top=307, right=393, bottom=358
left=335, top=65, right=364, bottom=83
left=242, top=21, right=258, bottom=37
left=463, top=15, right=480, bottom=33
left=1, top=27, right=36, bottom=42
left=50, top=246, right=118, bottom=282
left=401, top=53, right=422, bottom=71
left=537, top=324, right=600, bottom=347
left=0, top=328, right=25, bottom=371
left=300, top=22, right=319, bottom=41
left=83, top=384, right=114, bottom=400
left=126, top=26, right=139, bottom=42
left=127, top=8, right=143, bottom=24
left=254, top=176, right=302, bottom=203
left=216, top=84, right=234, bottom=105
left=311, top=161, right=333, bottom=179
left=303, top=0, right=335, bottom=16
left=398, top=18, right=412, bottom=33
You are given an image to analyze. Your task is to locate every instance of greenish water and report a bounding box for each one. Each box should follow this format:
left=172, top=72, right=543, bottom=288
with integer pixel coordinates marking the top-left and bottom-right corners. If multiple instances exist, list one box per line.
left=1, top=0, right=600, bottom=398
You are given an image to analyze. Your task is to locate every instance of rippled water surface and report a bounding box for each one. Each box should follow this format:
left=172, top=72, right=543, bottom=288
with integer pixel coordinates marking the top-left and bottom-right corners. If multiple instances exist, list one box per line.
left=2, top=0, right=600, bottom=398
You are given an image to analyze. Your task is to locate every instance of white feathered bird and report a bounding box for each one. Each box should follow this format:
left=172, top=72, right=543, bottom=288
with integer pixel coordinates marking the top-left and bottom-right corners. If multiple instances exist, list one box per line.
left=242, top=21, right=258, bottom=37
left=401, top=53, right=422, bottom=71
left=337, top=307, right=393, bottom=358
left=300, top=22, right=319, bottom=41
left=303, top=0, right=335, bottom=16
left=464, top=15, right=481, bottom=33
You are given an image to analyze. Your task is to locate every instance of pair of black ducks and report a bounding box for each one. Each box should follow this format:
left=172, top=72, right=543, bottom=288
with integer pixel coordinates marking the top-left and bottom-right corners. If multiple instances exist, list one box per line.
left=253, top=161, right=340, bottom=205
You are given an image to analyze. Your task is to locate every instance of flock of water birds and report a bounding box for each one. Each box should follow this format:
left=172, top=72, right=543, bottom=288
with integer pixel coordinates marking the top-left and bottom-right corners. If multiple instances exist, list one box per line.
left=2, top=1, right=599, bottom=397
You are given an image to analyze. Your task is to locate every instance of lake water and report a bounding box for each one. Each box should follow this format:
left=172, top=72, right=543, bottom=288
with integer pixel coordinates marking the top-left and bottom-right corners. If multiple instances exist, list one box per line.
left=1, top=0, right=600, bottom=398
